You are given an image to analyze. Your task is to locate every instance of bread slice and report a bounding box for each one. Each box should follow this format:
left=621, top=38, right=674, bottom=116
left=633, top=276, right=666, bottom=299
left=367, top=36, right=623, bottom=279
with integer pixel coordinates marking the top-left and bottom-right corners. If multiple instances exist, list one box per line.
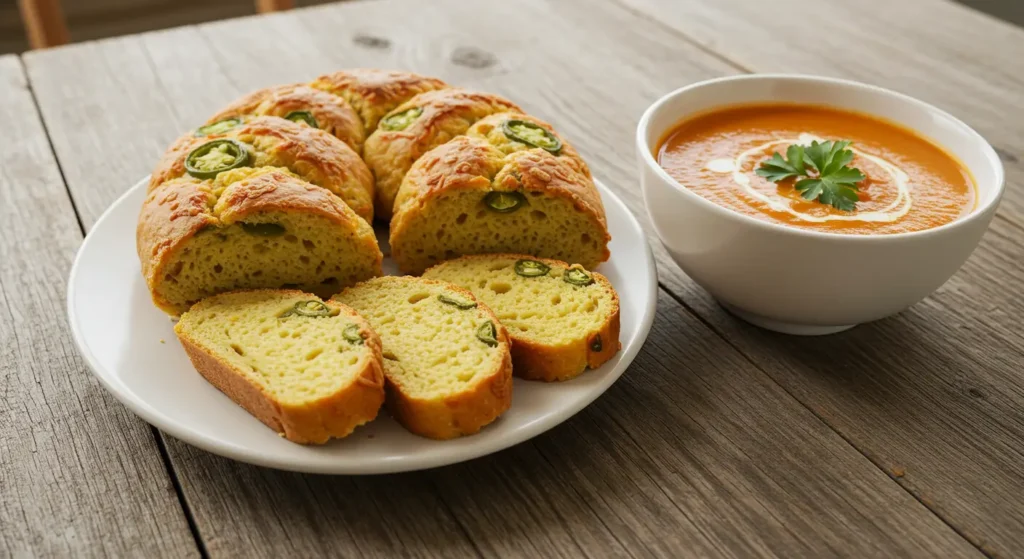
left=389, top=136, right=611, bottom=274
left=174, top=290, right=385, bottom=444
left=137, top=167, right=382, bottom=315
left=423, top=254, right=620, bottom=382
left=332, top=276, right=513, bottom=439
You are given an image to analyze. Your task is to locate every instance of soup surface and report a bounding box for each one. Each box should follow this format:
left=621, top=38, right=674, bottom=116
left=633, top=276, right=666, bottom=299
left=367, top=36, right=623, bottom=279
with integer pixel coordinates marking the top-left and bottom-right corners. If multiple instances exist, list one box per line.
left=657, top=104, right=975, bottom=234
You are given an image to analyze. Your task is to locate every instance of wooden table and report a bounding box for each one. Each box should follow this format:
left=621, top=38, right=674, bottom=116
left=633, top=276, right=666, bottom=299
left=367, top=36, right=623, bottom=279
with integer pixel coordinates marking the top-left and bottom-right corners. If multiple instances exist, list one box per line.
left=2, top=0, right=1022, bottom=556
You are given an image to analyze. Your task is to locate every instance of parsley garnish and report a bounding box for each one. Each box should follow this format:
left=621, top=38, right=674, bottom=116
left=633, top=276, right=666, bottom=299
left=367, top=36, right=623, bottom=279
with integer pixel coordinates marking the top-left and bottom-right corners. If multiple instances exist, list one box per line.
left=755, top=140, right=866, bottom=212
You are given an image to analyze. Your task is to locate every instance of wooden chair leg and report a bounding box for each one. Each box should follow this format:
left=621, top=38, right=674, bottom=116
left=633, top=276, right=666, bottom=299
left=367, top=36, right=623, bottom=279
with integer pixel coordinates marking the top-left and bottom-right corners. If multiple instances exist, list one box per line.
left=255, top=0, right=295, bottom=13
left=17, top=0, right=70, bottom=49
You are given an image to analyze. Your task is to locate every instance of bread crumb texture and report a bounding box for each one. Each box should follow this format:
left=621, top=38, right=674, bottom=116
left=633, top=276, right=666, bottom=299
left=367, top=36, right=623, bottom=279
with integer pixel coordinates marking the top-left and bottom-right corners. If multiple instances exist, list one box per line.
left=177, top=291, right=376, bottom=406
left=334, top=276, right=512, bottom=438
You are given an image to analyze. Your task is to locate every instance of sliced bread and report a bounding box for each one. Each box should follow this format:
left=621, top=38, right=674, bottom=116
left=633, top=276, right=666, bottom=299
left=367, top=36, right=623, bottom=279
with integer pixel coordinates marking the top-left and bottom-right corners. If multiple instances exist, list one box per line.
left=137, top=167, right=382, bottom=315
left=175, top=290, right=385, bottom=444
left=362, top=88, right=522, bottom=219
left=389, top=136, right=611, bottom=274
left=150, top=115, right=375, bottom=223
left=310, top=69, right=448, bottom=133
left=204, top=84, right=366, bottom=155
left=332, top=276, right=513, bottom=439
left=423, top=254, right=620, bottom=381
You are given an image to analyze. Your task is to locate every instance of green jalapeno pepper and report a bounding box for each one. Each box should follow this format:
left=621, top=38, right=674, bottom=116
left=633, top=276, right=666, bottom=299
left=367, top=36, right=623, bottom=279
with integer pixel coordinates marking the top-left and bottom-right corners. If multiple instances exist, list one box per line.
left=476, top=320, right=498, bottom=347
left=240, top=223, right=286, bottom=237
left=483, top=191, right=526, bottom=213
left=185, top=139, right=251, bottom=180
left=380, top=107, right=422, bottom=131
left=563, top=267, right=594, bottom=287
left=439, top=293, right=477, bottom=310
left=280, top=300, right=331, bottom=318
left=343, top=324, right=365, bottom=344
left=284, top=110, right=318, bottom=128
left=502, top=119, right=562, bottom=155
left=514, top=259, right=550, bottom=277
left=195, top=117, right=242, bottom=137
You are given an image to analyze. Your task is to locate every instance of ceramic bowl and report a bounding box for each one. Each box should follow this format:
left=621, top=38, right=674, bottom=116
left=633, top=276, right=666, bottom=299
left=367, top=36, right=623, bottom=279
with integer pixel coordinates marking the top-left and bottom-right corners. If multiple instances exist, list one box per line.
left=636, top=74, right=1005, bottom=335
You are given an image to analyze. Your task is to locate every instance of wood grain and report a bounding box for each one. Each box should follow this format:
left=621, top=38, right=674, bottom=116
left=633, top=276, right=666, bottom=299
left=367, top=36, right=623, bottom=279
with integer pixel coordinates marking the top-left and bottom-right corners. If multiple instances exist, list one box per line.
left=19, top=0, right=1005, bottom=556
left=0, top=55, right=199, bottom=557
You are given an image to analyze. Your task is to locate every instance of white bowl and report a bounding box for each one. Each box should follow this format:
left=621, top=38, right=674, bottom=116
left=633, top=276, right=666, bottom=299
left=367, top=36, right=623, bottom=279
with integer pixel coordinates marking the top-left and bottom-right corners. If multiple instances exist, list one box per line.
left=637, top=74, right=1005, bottom=335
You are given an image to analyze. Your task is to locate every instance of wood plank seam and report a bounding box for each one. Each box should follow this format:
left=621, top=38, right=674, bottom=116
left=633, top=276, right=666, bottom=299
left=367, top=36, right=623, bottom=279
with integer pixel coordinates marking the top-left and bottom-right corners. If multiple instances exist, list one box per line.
left=15, top=52, right=209, bottom=559
left=153, top=427, right=211, bottom=559
left=656, top=282, right=997, bottom=557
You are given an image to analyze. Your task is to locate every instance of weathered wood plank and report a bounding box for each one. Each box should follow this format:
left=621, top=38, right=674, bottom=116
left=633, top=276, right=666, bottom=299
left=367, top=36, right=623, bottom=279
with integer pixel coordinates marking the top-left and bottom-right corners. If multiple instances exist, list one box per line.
left=19, top=0, right=1016, bottom=555
left=0, top=55, right=199, bottom=557
left=602, top=0, right=1024, bottom=554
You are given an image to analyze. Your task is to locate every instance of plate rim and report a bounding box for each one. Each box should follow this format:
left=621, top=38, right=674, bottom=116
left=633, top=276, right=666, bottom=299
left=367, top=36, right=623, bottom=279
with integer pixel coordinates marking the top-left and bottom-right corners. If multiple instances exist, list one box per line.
left=67, top=176, right=658, bottom=474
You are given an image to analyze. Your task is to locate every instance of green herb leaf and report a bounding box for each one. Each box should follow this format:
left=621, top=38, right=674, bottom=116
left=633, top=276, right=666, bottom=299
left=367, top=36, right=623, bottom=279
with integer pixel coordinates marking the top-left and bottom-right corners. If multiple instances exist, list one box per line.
left=756, top=140, right=865, bottom=212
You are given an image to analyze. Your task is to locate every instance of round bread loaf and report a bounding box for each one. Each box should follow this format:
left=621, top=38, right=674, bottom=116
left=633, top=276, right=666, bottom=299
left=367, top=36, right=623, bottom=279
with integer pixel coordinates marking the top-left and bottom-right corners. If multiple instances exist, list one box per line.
left=150, top=115, right=374, bottom=223
left=332, top=276, right=513, bottom=439
left=363, top=88, right=522, bottom=219
left=204, top=84, right=366, bottom=155
left=389, top=135, right=611, bottom=274
left=175, top=290, right=385, bottom=444
left=423, top=254, right=620, bottom=382
left=138, top=167, right=382, bottom=315
left=310, top=69, right=448, bottom=134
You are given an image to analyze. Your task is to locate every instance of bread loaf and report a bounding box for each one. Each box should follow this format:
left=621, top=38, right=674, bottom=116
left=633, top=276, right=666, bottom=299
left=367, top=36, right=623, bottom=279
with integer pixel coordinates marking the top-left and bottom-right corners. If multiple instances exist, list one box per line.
left=137, top=167, right=382, bottom=315
left=389, top=135, right=610, bottom=274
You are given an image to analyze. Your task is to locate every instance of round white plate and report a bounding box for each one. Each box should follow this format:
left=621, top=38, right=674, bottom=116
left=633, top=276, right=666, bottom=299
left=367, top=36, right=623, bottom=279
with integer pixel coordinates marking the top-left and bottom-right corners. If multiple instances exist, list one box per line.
left=68, top=177, right=657, bottom=474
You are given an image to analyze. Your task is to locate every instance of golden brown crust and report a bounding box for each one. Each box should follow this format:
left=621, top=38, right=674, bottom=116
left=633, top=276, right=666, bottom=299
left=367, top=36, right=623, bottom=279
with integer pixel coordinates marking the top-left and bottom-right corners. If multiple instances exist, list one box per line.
left=149, top=116, right=374, bottom=222
left=465, top=112, right=593, bottom=179
left=175, top=292, right=385, bottom=444
left=137, top=169, right=382, bottom=315
left=389, top=136, right=611, bottom=272
left=332, top=277, right=513, bottom=439
left=423, top=253, right=620, bottom=382
left=363, top=89, right=523, bottom=220
left=206, top=84, right=366, bottom=155
left=311, top=69, right=448, bottom=133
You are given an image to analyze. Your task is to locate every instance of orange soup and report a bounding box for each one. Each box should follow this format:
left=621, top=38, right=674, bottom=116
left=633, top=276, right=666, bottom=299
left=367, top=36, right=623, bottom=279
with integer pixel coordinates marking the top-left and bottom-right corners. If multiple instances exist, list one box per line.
left=656, top=104, right=976, bottom=234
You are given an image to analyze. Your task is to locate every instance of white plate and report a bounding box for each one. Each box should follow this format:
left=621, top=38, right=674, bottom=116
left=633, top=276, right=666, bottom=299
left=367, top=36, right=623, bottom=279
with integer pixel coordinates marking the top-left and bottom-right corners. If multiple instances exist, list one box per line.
left=68, top=177, right=657, bottom=474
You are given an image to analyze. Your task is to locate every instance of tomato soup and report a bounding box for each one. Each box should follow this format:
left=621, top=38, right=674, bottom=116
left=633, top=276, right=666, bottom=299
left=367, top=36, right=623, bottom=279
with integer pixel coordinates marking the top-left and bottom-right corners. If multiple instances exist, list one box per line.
left=656, top=104, right=976, bottom=234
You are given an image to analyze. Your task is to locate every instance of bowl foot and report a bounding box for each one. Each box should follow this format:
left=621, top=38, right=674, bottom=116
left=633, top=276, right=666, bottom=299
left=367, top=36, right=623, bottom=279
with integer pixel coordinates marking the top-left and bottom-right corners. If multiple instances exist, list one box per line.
left=719, top=302, right=856, bottom=336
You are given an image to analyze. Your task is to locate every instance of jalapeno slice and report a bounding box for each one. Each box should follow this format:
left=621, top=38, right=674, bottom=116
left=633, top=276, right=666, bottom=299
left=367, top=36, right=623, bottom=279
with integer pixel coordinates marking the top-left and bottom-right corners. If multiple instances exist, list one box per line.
left=380, top=107, right=422, bottom=131
left=514, top=259, right=550, bottom=277
left=281, top=300, right=331, bottom=318
left=195, top=117, right=242, bottom=137
left=439, top=293, right=477, bottom=310
left=343, top=324, right=365, bottom=344
left=185, top=139, right=251, bottom=180
left=563, top=267, right=594, bottom=287
left=240, top=223, right=286, bottom=237
left=590, top=335, right=602, bottom=352
left=284, top=110, right=318, bottom=128
left=483, top=191, right=526, bottom=213
left=476, top=321, right=498, bottom=347
left=502, top=119, right=562, bottom=155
